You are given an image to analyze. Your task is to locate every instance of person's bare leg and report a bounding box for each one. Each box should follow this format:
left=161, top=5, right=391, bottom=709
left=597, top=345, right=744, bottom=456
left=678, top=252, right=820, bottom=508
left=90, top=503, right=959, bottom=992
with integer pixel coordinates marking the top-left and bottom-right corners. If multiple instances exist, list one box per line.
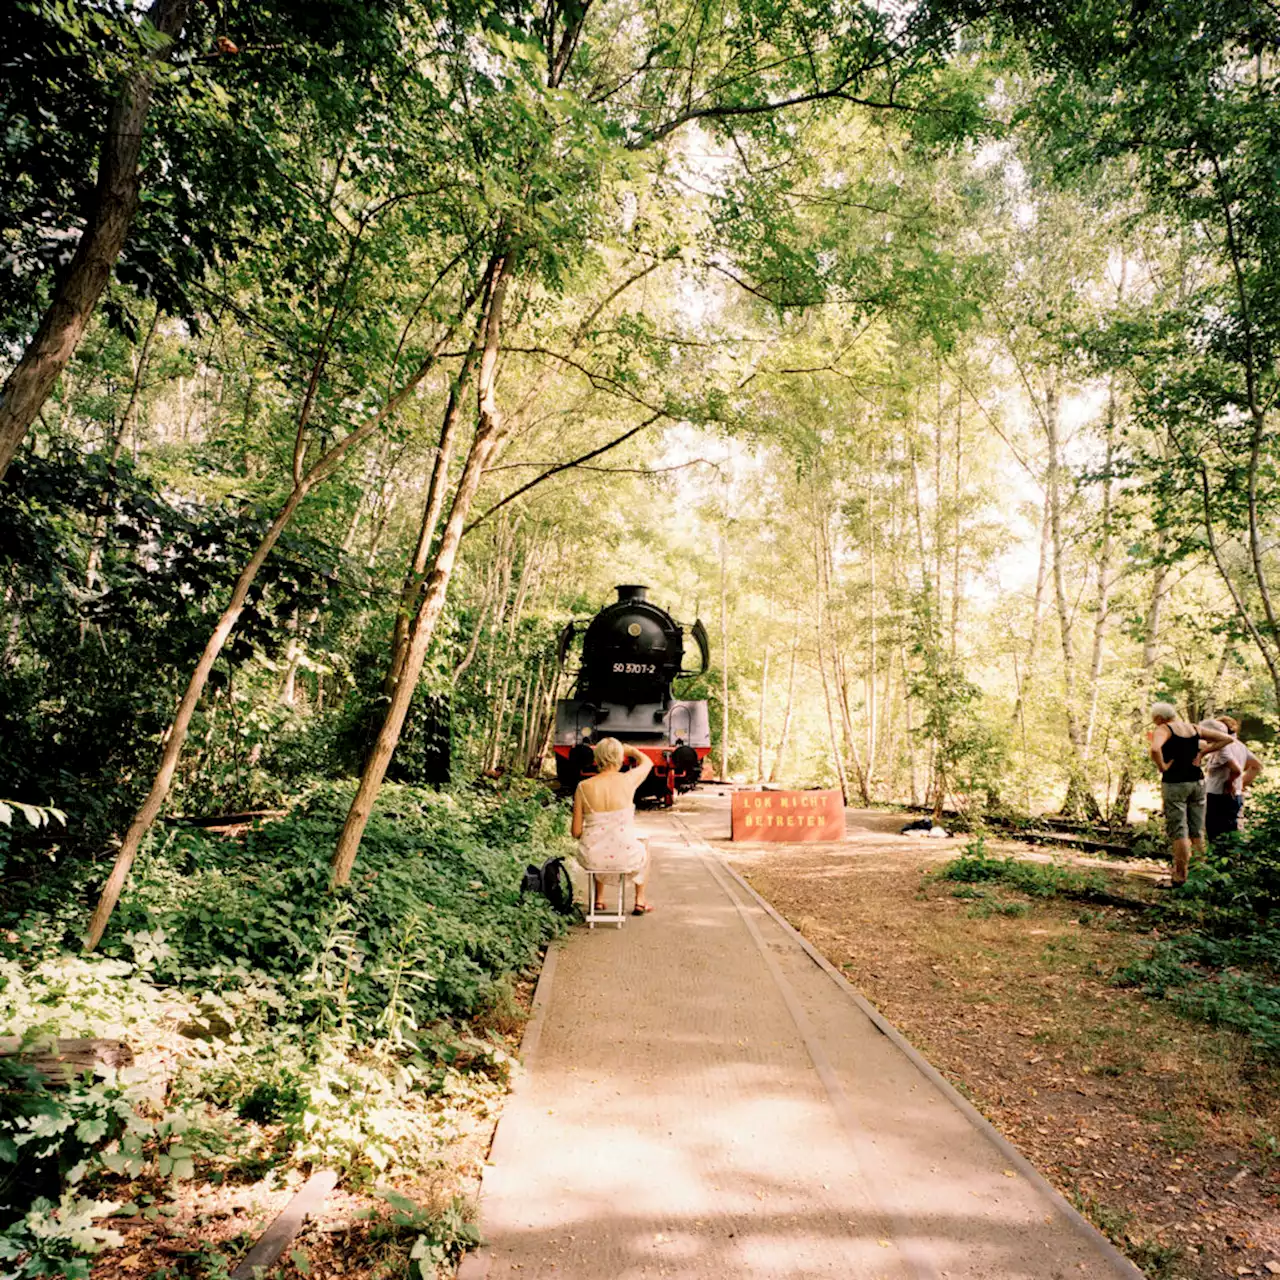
left=632, top=868, right=651, bottom=912
left=1187, top=835, right=1205, bottom=879
left=593, top=875, right=606, bottom=911
left=1171, top=837, right=1191, bottom=884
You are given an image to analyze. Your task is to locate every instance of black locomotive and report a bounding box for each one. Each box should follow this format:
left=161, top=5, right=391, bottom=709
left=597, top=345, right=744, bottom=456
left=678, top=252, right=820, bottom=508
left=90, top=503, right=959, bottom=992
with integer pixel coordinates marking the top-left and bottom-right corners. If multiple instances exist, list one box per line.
left=554, top=585, right=711, bottom=804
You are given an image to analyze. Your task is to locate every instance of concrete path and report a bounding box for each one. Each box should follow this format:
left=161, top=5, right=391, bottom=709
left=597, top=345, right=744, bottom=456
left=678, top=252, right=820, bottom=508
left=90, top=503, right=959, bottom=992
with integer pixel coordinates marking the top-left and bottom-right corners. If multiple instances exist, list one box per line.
left=460, top=795, right=1143, bottom=1280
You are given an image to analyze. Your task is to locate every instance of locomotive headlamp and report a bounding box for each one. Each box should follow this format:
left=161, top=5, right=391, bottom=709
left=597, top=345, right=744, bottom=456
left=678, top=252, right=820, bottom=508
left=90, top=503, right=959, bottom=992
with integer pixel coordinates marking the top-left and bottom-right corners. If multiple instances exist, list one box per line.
left=628, top=623, right=642, bottom=636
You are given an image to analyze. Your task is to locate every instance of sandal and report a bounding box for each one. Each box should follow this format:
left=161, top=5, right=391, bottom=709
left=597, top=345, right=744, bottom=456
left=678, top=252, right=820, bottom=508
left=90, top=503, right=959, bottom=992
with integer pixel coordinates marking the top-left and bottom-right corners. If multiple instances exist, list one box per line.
left=631, top=904, right=654, bottom=915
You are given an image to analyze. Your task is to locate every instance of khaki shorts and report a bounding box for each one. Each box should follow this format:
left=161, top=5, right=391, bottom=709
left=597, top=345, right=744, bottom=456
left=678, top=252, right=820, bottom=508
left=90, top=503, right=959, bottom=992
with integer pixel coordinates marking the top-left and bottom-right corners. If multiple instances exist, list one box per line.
left=1163, top=780, right=1206, bottom=841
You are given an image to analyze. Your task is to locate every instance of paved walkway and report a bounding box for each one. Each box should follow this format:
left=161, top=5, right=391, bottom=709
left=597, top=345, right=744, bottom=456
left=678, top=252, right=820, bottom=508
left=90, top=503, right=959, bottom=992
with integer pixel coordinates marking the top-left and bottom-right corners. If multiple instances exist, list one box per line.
left=460, top=797, right=1142, bottom=1279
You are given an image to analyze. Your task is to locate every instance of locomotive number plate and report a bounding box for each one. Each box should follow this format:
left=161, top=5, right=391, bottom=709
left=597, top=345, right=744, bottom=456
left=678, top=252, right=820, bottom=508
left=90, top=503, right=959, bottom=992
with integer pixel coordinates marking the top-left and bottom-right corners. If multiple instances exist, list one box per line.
left=613, top=662, right=656, bottom=674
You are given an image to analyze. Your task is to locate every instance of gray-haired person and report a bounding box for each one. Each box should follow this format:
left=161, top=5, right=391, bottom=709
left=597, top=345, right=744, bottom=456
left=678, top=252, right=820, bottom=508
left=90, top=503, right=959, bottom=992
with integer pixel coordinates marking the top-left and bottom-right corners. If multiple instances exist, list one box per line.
left=1148, top=703, right=1236, bottom=885
left=1200, top=717, right=1262, bottom=841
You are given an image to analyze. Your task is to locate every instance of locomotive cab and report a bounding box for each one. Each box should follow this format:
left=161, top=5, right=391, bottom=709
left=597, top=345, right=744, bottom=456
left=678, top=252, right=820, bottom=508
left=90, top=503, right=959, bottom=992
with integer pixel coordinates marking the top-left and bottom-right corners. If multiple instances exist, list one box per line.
left=554, top=585, right=712, bottom=805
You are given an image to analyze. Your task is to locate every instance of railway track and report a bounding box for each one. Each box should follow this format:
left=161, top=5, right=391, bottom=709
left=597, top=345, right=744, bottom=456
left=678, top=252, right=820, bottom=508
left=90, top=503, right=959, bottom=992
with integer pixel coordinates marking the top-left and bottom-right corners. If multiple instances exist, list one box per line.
left=900, top=804, right=1139, bottom=857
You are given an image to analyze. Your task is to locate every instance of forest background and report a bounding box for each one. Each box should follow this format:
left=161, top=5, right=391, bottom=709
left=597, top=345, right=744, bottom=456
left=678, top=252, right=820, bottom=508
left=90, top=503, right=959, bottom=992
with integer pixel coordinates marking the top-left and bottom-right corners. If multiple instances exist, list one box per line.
left=2, top=0, right=1280, bottom=1274
left=8, top=0, right=1280, bottom=871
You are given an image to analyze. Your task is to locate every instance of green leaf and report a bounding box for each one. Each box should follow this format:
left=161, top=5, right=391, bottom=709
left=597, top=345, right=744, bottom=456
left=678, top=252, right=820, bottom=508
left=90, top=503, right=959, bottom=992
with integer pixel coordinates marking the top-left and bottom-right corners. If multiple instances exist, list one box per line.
left=74, top=1117, right=109, bottom=1145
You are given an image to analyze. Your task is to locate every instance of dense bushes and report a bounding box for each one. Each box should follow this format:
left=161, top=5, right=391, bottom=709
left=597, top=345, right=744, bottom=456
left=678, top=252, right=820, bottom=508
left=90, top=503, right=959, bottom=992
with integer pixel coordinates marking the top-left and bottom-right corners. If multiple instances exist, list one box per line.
left=1113, top=789, right=1280, bottom=1053
left=0, top=783, right=568, bottom=1278
left=0, top=448, right=348, bottom=864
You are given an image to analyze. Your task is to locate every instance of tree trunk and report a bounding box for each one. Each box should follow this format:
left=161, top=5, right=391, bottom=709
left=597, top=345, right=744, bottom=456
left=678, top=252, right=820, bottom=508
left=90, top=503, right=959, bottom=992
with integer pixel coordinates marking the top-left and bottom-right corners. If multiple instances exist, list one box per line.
left=486, top=675, right=511, bottom=771
left=1084, top=379, right=1118, bottom=756
left=1204, top=640, right=1233, bottom=719
left=819, top=515, right=870, bottom=803
left=1198, top=464, right=1280, bottom=706
left=866, top=485, right=879, bottom=790
left=833, top=654, right=871, bottom=804
left=933, top=367, right=945, bottom=604
left=768, top=625, right=799, bottom=783
left=453, top=571, right=496, bottom=680
left=901, top=642, right=920, bottom=806
left=330, top=255, right=514, bottom=887
left=84, top=304, right=161, bottom=597
left=1045, top=371, right=1102, bottom=821
left=813, top=520, right=850, bottom=805
left=1112, top=527, right=1172, bottom=828
left=950, top=391, right=963, bottom=658
left=756, top=646, right=769, bottom=781
left=1010, top=503, right=1049, bottom=729
left=384, top=331, right=484, bottom=695
left=82, top=318, right=463, bottom=950
left=817, top=612, right=849, bottom=804
left=719, top=522, right=730, bottom=778
left=521, top=664, right=543, bottom=771
left=0, top=0, right=190, bottom=481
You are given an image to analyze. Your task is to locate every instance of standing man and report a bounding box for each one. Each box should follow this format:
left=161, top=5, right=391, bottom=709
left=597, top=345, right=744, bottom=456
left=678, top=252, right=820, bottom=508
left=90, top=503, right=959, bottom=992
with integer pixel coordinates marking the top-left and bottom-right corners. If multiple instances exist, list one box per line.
left=566, top=730, right=596, bottom=794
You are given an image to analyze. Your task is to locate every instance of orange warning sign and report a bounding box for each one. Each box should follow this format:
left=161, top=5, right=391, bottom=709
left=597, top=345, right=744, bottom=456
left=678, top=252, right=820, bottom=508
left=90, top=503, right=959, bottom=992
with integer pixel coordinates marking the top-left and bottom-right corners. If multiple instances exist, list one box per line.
left=731, top=789, right=846, bottom=842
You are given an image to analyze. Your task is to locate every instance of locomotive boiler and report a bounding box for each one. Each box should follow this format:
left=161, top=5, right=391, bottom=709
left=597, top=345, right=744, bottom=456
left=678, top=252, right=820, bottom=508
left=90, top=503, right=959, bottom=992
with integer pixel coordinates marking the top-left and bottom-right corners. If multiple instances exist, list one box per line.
left=553, top=585, right=711, bottom=805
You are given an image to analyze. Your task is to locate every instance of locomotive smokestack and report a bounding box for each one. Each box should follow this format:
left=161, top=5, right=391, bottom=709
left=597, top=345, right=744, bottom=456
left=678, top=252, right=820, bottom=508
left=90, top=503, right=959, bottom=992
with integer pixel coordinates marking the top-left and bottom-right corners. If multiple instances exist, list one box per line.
left=616, top=584, right=649, bottom=602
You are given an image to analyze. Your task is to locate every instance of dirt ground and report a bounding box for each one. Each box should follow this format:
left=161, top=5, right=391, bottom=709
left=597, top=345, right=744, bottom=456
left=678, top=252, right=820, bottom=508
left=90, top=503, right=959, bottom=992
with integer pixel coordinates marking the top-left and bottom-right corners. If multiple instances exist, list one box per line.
left=718, top=809, right=1280, bottom=1280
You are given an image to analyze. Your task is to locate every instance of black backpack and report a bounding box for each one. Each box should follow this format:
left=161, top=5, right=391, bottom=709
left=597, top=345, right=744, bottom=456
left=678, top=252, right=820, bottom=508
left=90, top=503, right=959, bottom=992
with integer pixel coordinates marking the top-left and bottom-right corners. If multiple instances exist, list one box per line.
left=521, top=856, right=576, bottom=916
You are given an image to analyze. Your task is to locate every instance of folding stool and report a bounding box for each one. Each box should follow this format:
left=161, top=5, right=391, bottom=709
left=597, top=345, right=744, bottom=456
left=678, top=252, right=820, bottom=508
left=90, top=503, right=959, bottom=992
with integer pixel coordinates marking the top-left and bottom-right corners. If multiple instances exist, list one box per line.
left=584, top=872, right=627, bottom=929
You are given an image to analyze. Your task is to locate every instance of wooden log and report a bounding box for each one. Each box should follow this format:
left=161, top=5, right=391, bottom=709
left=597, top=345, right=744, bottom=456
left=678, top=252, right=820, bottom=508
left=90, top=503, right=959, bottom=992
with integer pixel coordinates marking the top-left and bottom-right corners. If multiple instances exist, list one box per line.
left=163, top=809, right=286, bottom=829
left=230, top=1169, right=338, bottom=1279
left=0, top=1036, right=133, bottom=1085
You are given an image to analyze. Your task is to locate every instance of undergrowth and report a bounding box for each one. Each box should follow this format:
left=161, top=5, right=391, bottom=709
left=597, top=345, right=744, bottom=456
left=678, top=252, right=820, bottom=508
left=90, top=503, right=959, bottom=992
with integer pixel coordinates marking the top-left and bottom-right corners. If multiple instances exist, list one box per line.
left=934, top=835, right=1110, bottom=899
left=1113, top=789, right=1280, bottom=1056
left=0, top=781, right=569, bottom=1279
left=935, top=796, right=1280, bottom=1059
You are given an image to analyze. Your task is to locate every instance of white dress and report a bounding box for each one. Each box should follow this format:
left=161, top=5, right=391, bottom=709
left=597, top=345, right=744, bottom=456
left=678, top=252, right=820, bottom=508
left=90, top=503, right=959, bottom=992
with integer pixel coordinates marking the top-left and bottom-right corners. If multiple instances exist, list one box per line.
left=576, top=806, right=649, bottom=883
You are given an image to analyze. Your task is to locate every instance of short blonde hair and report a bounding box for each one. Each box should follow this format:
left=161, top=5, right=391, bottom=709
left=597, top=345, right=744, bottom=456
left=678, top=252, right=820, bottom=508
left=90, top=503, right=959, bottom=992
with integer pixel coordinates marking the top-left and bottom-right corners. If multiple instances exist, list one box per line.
left=1200, top=719, right=1228, bottom=735
left=1150, top=701, right=1178, bottom=723
left=593, top=737, right=624, bottom=770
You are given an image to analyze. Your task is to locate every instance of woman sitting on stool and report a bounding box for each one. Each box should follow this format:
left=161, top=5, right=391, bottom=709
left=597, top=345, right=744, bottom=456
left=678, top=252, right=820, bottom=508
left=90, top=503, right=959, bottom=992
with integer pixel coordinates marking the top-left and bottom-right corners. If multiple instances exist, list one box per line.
left=571, top=737, right=654, bottom=915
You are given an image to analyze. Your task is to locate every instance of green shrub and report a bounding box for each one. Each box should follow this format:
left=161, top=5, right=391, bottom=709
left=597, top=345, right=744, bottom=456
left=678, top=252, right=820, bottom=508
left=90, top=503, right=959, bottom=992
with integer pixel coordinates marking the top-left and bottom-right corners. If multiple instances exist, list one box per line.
left=936, top=836, right=1109, bottom=899
left=0, top=782, right=567, bottom=1277
left=1158, top=787, right=1280, bottom=936
left=1111, top=788, right=1280, bottom=1053
left=1115, top=937, right=1280, bottom=1054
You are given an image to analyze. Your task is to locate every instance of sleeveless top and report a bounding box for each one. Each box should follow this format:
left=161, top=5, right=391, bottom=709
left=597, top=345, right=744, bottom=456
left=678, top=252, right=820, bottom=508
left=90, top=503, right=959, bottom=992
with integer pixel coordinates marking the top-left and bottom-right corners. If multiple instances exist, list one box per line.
left=1161, top=729, right=1203, bottom=784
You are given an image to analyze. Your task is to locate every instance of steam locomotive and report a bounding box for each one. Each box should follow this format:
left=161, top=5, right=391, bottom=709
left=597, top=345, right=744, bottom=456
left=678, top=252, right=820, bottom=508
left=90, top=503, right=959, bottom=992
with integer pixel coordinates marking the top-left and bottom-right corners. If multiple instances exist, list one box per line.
left=553, top=585, right=711, bottom=805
